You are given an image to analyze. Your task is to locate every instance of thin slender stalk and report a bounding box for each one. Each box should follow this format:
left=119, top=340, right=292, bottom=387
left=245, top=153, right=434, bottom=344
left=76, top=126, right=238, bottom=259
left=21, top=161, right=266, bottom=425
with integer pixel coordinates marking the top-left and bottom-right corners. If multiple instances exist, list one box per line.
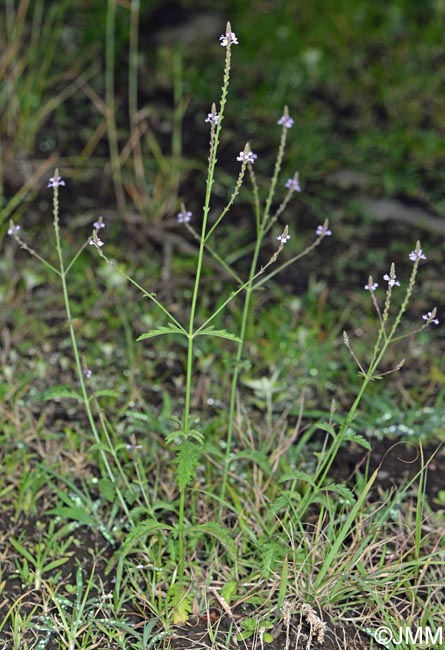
left=50, top=173, right=133, bottom=523
left=177, top=25, right=236, bottom=580
left=298, top=256, right=423, bottom=517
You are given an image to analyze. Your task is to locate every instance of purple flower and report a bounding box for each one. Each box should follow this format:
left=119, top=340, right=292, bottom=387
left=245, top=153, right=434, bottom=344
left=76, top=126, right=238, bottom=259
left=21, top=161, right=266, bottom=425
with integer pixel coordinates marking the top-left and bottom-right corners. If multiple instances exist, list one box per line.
left=277, top=115, right=294, bottom=129
left=285, top=177, right=301, bottom=192
left=89, top=235, right=104, bottom=247
left=47, top=175, right=65, bottom=188
left=409, top=248, right=426, bottom=262
left=220, top=30, right=238, bottom=47
left=276, top=232, right=290, bottom=244
left=93, top=219, right=106, bottom=230
left=316, top=224, right=332, bottom=237
left=422, top=311, right=439, bottom=325
left=383, top=273, right=400, bottom=288
left=237, top=151, right=257, bottom=164
left=177, top=210, right=192, bottom=224
left=364, top=282, right=378, bottom=292
left=7, top=222, right=20, bottom=236
left=205, top=110, right=219, bottom=125
left=83, top=367, right=92, bottom=379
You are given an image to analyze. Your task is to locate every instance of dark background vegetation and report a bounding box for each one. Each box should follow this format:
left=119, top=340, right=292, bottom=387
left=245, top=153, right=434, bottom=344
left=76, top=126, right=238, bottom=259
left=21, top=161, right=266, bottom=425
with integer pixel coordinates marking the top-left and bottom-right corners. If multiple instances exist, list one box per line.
left=1, top=2, right=444, bottom=648
left=3, top=0, right=444, bottom=411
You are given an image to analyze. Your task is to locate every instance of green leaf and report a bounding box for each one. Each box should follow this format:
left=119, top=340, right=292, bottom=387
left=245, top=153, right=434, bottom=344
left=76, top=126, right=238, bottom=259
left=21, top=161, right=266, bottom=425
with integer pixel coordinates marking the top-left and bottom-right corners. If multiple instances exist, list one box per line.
left=165, top=429, right=183, bottom=445
left=122, top=520, right=175, bottom=554
left=10, top=538, right=36, bottom=565
left=167, top=584, right=193, bottom=625
left=260, top=540, right=285, bottom=578
left=269, top=492, right=296, bottom=515
left=137, top=323, right=186, bottom=341
left=316, top=422, right=337, bottom=438
left=98, top=477, right=116, bottom=502
left=194, top=326, right=241, bottom=343
left=43, top=556, right=71, bottom=573
left=188, top=522, right=237, bottom=561
left=230, top=449, right=272, bottom=475
left=220, top=580, right=238, bottom=605
left=174, top=440, right=203, bottom=491
left=46, top=505, right=98, bottom=528
left=279, top=470, right=315, bottom=486
left=343, top=432, right=371, bottom=450
left=37, top=385, right=83, bottom=402
left=90, top=389, right=120, bottom=400
left=324, top=482, right=356, bottom=504
left=187, top=428, right=205, bottom=444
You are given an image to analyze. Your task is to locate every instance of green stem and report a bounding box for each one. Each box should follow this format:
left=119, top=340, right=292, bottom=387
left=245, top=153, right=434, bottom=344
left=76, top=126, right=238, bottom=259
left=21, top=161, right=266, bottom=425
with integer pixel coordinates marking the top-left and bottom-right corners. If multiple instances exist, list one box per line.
left=51, top=175, right=133, bottom=523
left=298, top=258, right=422, bottom=517
left=178, top=33, right=235, bottom=579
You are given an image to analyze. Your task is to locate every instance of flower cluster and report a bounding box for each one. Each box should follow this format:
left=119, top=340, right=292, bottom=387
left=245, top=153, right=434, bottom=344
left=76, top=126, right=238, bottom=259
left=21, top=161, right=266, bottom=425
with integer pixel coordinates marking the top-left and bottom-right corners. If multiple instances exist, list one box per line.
left=89, top=233, right=104, bottom=248
left=93, top=218, right=106, bottom=230
left=7, top=222, right=20, bottom=236
left=285, top=177, right=301, bottom=192
left=220, top=30, right=238, bottom=47
left=364, top=279, right=378, bottom=291
left=47, top=175, right=65, bottom=188
left=276, top=231, right=290, bottom=244
left=316, top=224, right=332, bottom=237
left=383, top=271, right=400, bottom=287
left=237, top=151, right=257, bottom=164
left=423, top=311, right=439, bottom=325
left=277, top=114, right=294, bottom=129
left=177, top=209, right=192, bottom=224
left=205, top=110, right=219, bottom=125
left=409, top=248, right=426, bottom=262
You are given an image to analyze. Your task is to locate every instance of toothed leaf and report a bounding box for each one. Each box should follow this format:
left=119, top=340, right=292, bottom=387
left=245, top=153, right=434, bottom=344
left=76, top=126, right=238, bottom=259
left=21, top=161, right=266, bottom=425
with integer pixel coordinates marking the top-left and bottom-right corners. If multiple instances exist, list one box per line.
left=195, top=326, right=241, bottom=343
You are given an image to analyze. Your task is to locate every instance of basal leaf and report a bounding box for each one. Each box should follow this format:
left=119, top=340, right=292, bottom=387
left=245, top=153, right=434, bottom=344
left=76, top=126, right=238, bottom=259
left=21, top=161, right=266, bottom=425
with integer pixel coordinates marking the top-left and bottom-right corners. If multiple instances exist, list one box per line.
left=230, top=449, right=272, bottom=475
left=167, top=584, right=193, bottom=625
left=188, top=522, right=237, bottom=561
left=38, top=385, right=83, bottom=402
left=123, top=520, right=175, bottom=553
left=98, top=477, right=116, bottom=502
left=279, top=470, right=315, bottom=485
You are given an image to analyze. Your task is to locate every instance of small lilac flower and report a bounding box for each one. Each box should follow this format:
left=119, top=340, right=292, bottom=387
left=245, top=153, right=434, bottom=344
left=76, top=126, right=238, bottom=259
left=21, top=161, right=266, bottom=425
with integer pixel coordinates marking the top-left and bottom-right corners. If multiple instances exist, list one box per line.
left=409, top=248, right=426, bottom=262
left=237, top=151, right=257, bottom=164
left=93, top=219, right=106, bottom=230
left=422, top=311, right=439, bottom=325
left=205, top=110, right=219, bottom=125
left=277, top=115, right=294, bottom=128
left=89, top=235, right=104, bottom=247
left=285, top=177, right=301, bottom=192
left=383, top=273, right=400, bottom=287
left=365, top=282, right=378, bottom=291
left=177, top=210, right=192, bottom=224
left=220, top=30, right=238, bottom=47
left=7, top=222, right=20, bottom=236
left=83, top=367, right=92, bottom=379
left=47, top=175, right=65, bottom=188
left=316, top=224, right=332, bottom=236
left=277, top=232, right=290, bottom=244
